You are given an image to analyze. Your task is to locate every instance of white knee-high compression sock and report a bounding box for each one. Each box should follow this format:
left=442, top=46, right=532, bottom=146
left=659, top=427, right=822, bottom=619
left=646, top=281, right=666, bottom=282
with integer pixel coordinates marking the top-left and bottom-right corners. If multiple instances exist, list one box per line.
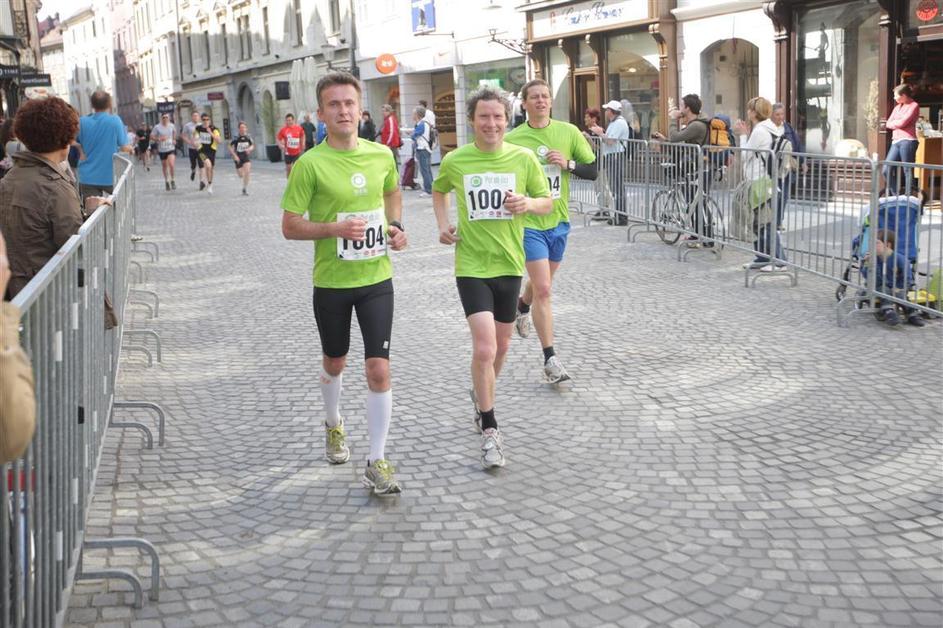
left=366, top=389, right=392, bottom=463
left=320, top=371, right=343, bottom=427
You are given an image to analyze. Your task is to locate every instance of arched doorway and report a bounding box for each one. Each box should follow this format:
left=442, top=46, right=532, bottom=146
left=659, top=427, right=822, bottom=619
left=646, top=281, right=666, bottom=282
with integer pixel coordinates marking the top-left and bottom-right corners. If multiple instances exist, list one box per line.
left=700, top=39, right=759, bottom=121
left=237, top=83, right=256, bottom=137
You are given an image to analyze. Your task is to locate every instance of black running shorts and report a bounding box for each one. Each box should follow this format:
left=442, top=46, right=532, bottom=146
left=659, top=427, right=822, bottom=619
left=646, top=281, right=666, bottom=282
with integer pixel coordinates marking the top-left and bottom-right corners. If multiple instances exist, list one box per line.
left=198, top=149, right=216, bottom=166
left=312, top=279, right=394, bottom=360
left=284, top=153, right=300, bottom=165
left=234, top=154, right=250, bottom=170
left=159, top=151, right=174, bottom=161
left=455, top=276, right=522, bottom=323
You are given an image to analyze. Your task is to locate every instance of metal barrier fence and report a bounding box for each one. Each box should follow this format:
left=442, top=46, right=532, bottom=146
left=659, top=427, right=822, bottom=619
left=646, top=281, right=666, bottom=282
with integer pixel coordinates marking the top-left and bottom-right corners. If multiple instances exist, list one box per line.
left=571, top=137, right=942, bottom=326
left=2, top=155, right=162, bottom=627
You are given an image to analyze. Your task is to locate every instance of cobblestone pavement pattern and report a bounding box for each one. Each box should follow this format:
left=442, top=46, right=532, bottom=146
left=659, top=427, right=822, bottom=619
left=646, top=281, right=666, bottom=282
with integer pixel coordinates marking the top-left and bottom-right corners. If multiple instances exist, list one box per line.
left=66, top=161, right=943, bottom=628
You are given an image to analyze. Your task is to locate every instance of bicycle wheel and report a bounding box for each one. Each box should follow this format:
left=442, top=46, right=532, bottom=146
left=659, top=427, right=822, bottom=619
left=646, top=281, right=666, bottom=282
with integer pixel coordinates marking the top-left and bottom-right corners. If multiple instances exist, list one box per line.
left=702, top=196, right=726, bottom=249
left=651, top=189, right=684, bottom=245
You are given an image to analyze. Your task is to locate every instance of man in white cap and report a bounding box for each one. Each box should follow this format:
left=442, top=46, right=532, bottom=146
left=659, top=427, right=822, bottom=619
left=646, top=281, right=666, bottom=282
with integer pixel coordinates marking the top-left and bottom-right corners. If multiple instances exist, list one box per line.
left=589, top=100, right=630, bottom=224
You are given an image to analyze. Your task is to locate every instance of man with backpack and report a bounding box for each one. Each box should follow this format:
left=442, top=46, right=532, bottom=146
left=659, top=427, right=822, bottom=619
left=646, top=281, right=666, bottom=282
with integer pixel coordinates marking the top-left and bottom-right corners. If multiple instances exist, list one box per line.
left=653, top=94, right=712, bottom=244
left=771, top=103, right=801, bottom=231
left=411, top=105, right=434, bottom=196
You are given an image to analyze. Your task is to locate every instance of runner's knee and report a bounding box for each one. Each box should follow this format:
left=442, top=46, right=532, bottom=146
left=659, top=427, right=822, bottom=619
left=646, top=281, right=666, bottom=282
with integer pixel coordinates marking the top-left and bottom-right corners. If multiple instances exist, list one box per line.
left=322, top=355, right=346, bottom=376
left=365, top=359, right=390, bottom=391
left=472, top=338, right=497, bottom=364
left=532, top=280, right=552, bottom=302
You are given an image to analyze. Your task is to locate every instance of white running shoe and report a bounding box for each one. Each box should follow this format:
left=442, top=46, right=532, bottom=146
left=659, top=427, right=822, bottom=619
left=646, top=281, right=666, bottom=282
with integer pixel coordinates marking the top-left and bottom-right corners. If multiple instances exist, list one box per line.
left=324, top=418, right=350, bottom=464
left=361, top=459, right=402, bottom=496
left=543, top=356, right=570, bottom=384
left=514, top=310, right=531, bottom=338
left=207, top=183, right=213, bottom=195
left=480, top=428, right=505, bottom=468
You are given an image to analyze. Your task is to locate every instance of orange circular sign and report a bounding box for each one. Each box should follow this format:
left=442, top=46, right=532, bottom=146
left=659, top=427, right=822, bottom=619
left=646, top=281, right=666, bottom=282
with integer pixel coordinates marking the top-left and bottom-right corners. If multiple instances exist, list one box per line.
left=376, top=54, right=398, bottom=75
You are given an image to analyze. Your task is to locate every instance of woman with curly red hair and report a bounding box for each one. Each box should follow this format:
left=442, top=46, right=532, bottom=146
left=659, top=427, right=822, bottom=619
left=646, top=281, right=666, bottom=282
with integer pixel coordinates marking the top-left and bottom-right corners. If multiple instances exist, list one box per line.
left=0, top=97, right=109, bottom=299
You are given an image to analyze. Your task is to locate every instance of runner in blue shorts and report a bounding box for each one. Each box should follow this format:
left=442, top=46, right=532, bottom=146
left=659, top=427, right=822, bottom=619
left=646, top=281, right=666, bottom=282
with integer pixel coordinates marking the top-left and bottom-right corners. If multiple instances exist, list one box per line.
left=505, top=79, right=597, bottom=383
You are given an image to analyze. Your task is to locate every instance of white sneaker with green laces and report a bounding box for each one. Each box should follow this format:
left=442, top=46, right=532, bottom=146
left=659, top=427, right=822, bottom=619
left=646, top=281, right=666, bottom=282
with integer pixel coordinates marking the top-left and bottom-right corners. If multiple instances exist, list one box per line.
left=324, top=418, right=350, bottom=464
left=480, top=428, right=505, bottom=468
left=514, top=310, right=531, bottom=338
left=362, top=459, right=402, bottom=496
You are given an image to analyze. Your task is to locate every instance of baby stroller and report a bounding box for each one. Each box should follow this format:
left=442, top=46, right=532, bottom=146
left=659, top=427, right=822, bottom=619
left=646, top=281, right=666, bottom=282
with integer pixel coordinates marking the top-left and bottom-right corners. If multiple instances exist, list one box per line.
left=835, top=195, right=921, bottom=305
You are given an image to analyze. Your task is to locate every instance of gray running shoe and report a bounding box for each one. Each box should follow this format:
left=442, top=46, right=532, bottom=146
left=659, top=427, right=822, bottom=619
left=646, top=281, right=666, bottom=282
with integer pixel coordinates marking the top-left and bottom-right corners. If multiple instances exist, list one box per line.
left=324, top=418, right=350, bottom=464
left=171, top=180, right=176, bottom=190
left=514, top=310, right=531, bottom=338
left=470, top=388, right=482, bottom=433
left=362, top=459, right=402, bottom=496
left=481, top=428, right=505, bottom=468
left=165, top=181, right=170, bottom=191
left=543, top=356, right=571, bottom=384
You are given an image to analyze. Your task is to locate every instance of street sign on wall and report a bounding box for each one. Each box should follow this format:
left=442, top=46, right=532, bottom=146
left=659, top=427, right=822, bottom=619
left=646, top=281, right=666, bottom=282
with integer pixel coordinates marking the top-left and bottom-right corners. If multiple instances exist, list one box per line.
left=208, top=92, right=224, bottom=101
left=19, top=73, right=51, bottom=86
left=275, top=81, right=290, bottom=100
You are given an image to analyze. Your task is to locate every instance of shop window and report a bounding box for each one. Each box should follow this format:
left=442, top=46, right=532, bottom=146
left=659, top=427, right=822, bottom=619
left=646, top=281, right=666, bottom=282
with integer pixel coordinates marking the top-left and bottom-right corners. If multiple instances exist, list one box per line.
left=464, top=58, right=527, bottom=99
left=606, top=31, right=659, bottom=139
left=576, top=40, right=594, bottom=68
left=796, top=1, right=880, bottom=154
left=547, top=46, right=571, bottom=122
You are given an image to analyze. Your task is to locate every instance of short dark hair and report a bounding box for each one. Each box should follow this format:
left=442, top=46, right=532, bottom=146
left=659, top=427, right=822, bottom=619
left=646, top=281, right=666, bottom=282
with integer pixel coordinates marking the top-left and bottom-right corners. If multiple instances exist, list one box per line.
left=521, top=78, right=550, bottom=101
left=285, top=113, right=295, bottom=119
left=418, top=99, right=428, bottom=107
left=876, top=228, right=896, bottom=249
left=13, top=97, right=79, bottom=152
left=316, top=71, right=363, bottom=108
left=466, top=87, right=510, bottom=121
left=90, top=90, right=111, bottom=111
left=894, top=83, right=913, bottom=98
left=682, top=94, right=702, bottom=115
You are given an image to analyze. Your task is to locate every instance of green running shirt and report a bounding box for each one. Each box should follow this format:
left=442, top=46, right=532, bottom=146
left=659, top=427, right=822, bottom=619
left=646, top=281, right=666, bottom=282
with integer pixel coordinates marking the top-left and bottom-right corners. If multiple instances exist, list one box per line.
left=505, top=119, right=596, bottom=231
left=432, top=142, right=550, bottom=278
left=280, top=139, right=398, bottom=289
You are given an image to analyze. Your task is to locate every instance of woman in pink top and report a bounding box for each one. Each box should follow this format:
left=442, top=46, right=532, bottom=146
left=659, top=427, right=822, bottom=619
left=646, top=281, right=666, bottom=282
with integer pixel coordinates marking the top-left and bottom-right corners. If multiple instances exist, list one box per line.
left=885, top=83, right=920, bottom=195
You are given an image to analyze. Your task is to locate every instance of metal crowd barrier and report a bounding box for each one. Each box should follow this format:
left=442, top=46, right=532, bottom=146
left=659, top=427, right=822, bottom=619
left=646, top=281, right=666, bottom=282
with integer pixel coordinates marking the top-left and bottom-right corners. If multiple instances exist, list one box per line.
left=2, top=155, right=162, bottom=627
left=571, top=136, right=943, bottom=326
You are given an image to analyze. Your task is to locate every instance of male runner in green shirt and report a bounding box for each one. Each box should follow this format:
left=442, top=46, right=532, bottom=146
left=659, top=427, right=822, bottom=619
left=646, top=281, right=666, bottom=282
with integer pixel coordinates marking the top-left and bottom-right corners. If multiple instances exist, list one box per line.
left=281, top=71, right=408, bottom=496
left=505, top=79, right=597, bottom=384
left=432, top=87, right=551, bottom=469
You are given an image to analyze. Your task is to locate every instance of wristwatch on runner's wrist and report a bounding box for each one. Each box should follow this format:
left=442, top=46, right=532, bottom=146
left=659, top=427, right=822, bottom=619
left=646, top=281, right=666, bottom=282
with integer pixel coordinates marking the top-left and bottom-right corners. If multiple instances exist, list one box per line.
left=389, top=220, right=405, bottom=232
left=567, top=160, right=576, bottom=172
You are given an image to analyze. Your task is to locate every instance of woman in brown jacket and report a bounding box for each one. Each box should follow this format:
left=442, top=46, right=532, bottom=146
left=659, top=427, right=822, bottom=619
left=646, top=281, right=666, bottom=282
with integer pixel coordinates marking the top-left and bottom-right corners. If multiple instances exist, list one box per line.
left=0, top=97, right=108, bottom=300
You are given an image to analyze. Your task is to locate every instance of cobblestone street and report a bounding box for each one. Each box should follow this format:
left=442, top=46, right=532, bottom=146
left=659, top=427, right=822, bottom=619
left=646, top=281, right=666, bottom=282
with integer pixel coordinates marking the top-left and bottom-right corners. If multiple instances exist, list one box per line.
left=66, top=159, right=943, bottom=628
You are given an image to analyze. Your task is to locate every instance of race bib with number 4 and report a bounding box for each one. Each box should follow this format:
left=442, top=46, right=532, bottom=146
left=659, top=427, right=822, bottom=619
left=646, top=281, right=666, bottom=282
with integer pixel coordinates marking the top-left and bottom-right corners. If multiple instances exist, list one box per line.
left=463, top=172, right=516, bottom=220
left=543, top=164, right=562, bottom=200
left=287, top=136, right=300, bottom=149
left=336, top=208, right=387, bottom=261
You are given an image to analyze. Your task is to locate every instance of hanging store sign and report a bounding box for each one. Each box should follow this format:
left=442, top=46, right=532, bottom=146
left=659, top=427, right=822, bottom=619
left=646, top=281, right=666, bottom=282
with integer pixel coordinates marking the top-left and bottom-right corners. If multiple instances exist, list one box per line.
left=19, top=72, right=51, bottom=86
left=411, top=0, right=436, bottom=34
left=156, top=101, right=176, bottom=116
left=207, top=91, right=225, bottom=101
left=531, top=0, right=648, bottom=40
left=0, top=64, right=19, bottom=79
left=376, top=53, right=397, bottom=74
left=916, top=0, right=939, bottom=22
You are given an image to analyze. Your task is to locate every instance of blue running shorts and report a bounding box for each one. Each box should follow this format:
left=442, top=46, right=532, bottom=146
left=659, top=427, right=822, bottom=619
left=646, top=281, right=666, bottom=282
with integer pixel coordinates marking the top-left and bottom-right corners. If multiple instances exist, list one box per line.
left=523, top=222, right=571, bottom=263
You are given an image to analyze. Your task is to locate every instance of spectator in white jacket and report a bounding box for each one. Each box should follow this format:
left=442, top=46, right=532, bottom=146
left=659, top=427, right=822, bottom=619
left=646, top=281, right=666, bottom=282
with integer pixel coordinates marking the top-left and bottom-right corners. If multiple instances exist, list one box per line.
left=733, top=96, right=787, bottom=271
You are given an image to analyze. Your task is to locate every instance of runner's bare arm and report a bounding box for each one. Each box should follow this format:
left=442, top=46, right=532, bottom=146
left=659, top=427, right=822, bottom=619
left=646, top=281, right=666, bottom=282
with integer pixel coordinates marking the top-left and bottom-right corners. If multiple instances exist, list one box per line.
left=282, top=211, right=365, bottom=241
left=384, top=188, right=407, bottom=250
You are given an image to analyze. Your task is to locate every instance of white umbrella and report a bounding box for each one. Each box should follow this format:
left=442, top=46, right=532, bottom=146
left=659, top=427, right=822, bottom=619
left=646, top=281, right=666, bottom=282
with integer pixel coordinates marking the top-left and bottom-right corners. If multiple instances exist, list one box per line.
left=303, top=56, right=318, bottom=116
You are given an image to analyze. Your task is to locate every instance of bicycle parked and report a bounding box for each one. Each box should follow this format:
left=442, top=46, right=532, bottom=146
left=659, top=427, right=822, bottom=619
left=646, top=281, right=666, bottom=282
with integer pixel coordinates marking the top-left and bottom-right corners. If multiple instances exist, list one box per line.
left=650, top=161, right=726, bottom=247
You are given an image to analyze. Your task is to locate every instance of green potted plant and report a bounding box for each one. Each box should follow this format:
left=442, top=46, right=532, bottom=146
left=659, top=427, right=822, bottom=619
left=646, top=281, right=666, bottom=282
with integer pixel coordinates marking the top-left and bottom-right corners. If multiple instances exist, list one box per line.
left=261, top=96, right=281, bottom=162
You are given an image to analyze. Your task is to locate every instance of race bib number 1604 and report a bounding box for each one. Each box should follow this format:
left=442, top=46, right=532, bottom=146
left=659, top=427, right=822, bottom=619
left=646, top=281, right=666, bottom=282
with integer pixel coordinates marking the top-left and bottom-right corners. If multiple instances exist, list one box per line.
left=336, top=208, right=387, bottom=261
left=463, top=172, right=516, bottom=221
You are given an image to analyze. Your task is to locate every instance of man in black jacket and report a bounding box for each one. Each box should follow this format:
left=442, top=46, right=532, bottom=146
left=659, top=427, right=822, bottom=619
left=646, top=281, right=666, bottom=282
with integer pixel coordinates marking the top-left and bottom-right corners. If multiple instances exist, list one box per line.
left=358, top=111, right=377, bottom=141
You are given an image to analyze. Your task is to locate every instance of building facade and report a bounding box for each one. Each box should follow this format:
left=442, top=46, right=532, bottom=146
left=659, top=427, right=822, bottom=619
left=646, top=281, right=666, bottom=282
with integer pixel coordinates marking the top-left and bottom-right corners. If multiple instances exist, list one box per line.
left=39, top=26, right=66, bottom=99
left=61, top=4, right=116, bottom=115
left=0, top=0, right=44, bottom=115
left=134, top=0, right=181, bottom=125
left=177, top=0, right=349, bottom=150
left=356, top=0, right=529, bottom=154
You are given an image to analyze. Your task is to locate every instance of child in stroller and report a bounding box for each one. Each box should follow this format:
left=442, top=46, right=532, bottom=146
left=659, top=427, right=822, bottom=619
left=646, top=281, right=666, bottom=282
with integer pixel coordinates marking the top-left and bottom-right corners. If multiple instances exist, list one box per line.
left=867, top=229, right=925, bottom=327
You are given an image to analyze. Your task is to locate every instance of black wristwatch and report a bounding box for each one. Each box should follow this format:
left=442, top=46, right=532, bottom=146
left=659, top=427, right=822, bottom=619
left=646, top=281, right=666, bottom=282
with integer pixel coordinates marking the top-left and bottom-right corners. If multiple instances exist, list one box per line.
left=389, top=220, right=404, bottom=232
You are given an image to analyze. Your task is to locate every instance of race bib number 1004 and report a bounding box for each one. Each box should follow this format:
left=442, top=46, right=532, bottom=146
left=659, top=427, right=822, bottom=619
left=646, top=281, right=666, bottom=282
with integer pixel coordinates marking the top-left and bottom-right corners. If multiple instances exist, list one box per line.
left=463, top=172, right=516, bottom=221
left=336, top=208, right=387, bottom=261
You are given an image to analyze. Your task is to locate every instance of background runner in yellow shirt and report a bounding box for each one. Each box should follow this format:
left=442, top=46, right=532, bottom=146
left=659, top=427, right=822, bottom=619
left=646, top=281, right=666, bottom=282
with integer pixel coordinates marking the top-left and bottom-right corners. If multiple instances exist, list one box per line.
left=432, top=87, right=551, bottom=469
